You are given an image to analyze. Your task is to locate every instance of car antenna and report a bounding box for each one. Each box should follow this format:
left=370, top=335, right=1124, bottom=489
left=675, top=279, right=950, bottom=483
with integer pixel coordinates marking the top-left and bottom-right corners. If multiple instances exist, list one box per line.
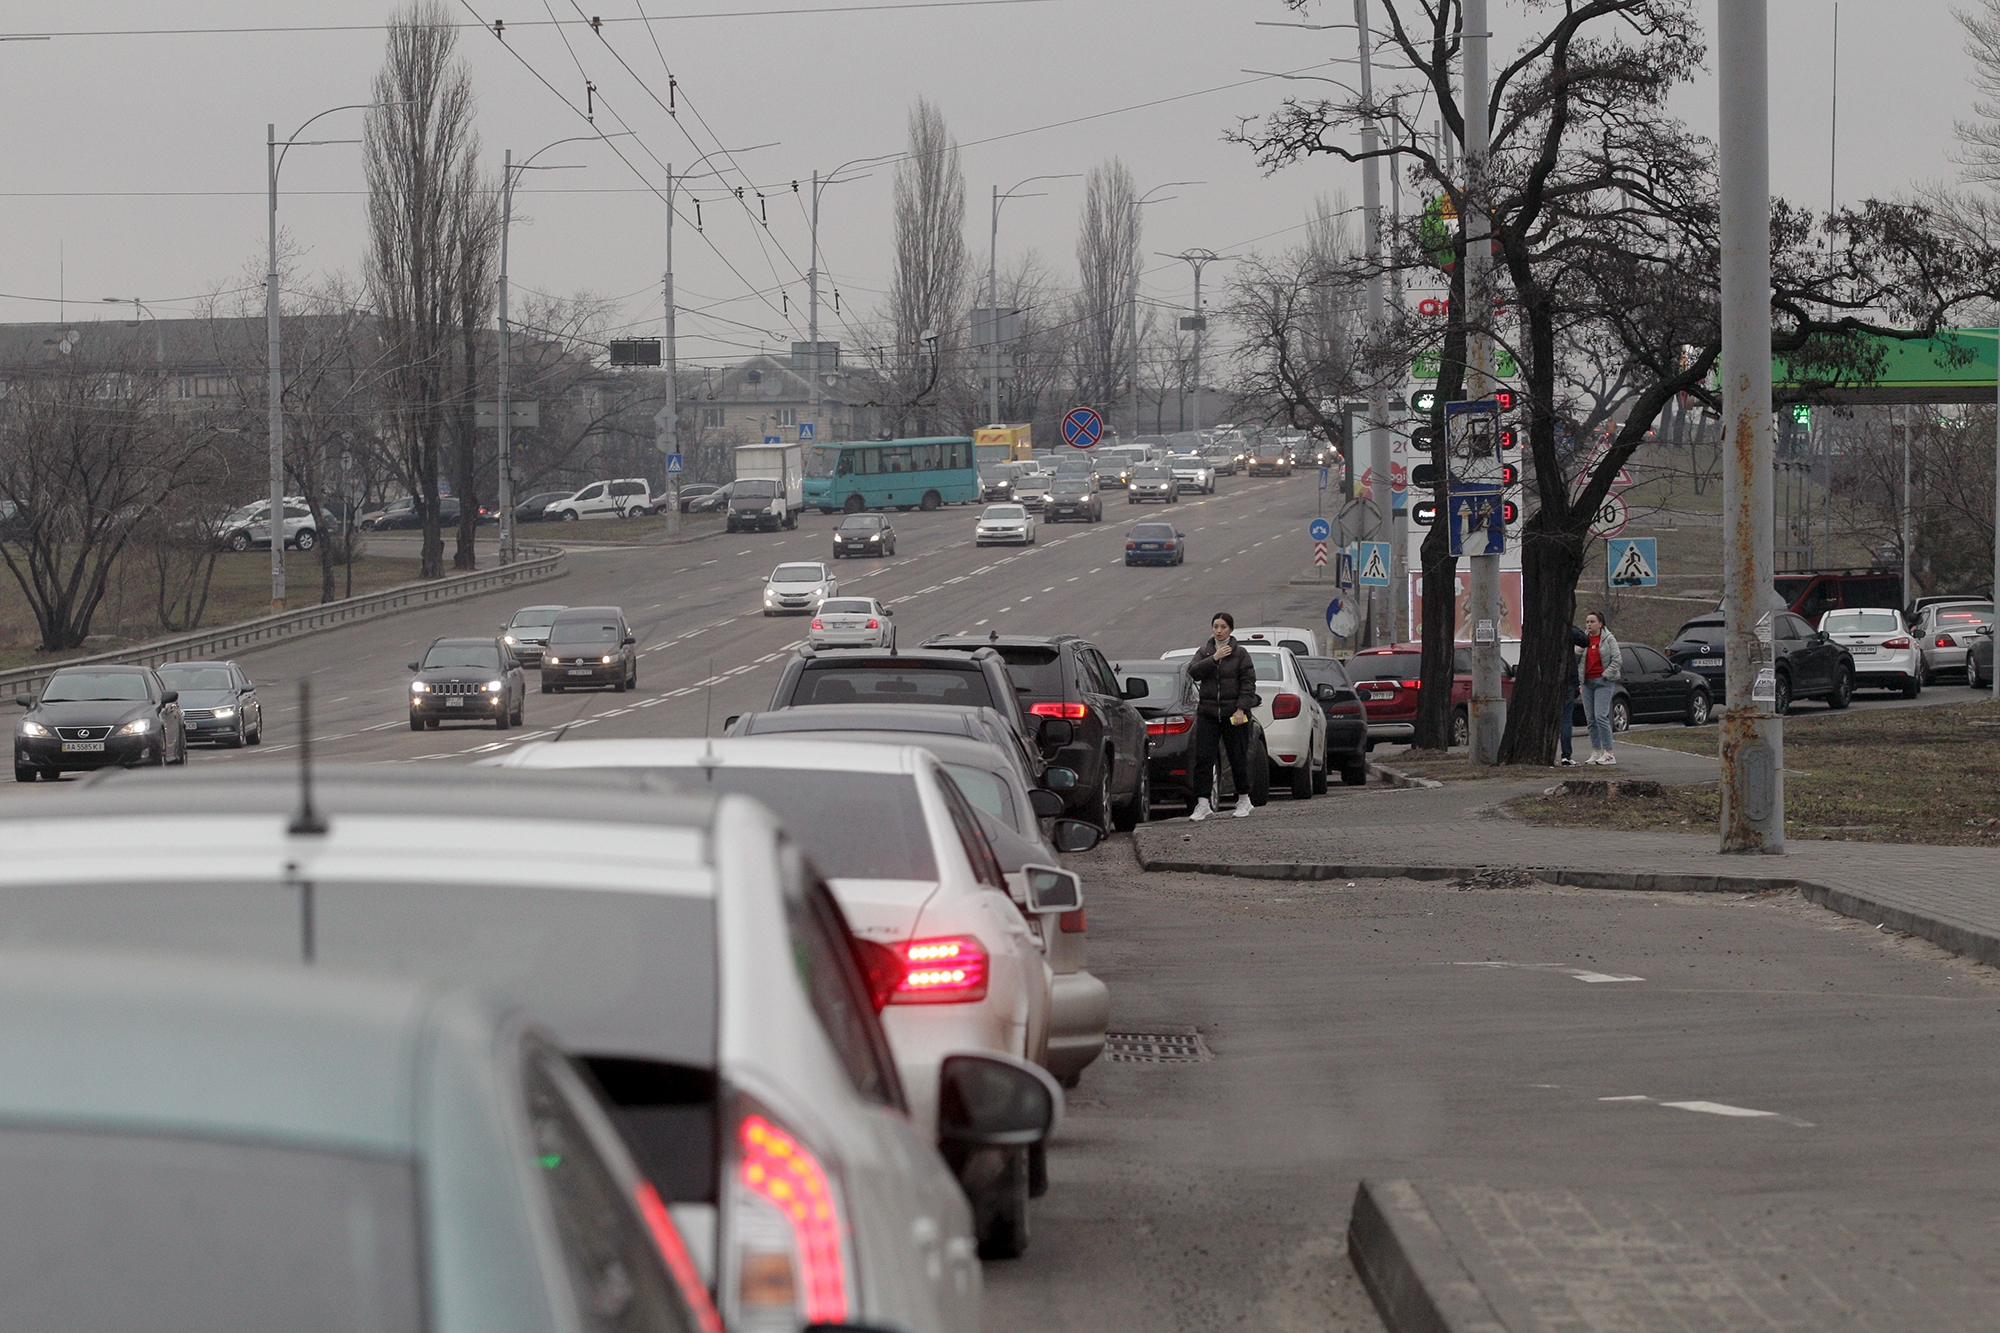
left=989, top=629, right=999, bottom=642
left=286, top=677, right=328, bottom=837
left=703, top=657, right=715, bottom=736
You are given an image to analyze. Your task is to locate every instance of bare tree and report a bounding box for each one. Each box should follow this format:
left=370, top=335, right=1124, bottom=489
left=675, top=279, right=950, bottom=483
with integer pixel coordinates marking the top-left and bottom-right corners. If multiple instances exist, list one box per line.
left=886, top=98, right=970, bottom=435
left=1071, top=159, right=1138, bottom=419
left=448, top=160, right=500, bottom=569
left=363, top=0, right=489, bottom=579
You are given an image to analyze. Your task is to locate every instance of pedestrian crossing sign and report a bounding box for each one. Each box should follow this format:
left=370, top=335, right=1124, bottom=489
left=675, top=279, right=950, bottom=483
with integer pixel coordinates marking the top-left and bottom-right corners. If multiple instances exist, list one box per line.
left=1607, top=537, right=1657, bottom=587
left=665, top=453, right=683, bottom=474
left=1355, top=540, right=1391, bottom=587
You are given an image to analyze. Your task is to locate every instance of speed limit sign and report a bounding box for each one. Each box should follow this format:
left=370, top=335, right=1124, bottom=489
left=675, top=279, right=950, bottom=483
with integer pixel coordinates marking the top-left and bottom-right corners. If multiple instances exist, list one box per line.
left=1589, top=493, right=1629, bottom=539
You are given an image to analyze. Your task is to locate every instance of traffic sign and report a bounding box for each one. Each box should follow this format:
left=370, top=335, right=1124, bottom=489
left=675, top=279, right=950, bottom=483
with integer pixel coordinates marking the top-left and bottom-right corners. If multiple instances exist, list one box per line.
left=1313, top=542, right=1328, bottom=567
left=1444, top=398, right=1504, bottom=484
left=1327, top=597, right=1357, bottom=638
left=1447, top=485, right=1506, bottom=557
left=1308, top=518, right=1332, bottom=542
left=1320, top=465, right=1330, bottom=491
left=1589, top=492, right=1630, bottom=538
left=665, top=453, right=684, bottom=474
left=1061, top=407, right=1104, bottom=449
left=797, top=422, right=815, bottom=441
left=1355, top=540, right=1391, bottom=587
left=764, top=435, right=781, bottom=445
left=1608, top=537, right=1658, bottom=587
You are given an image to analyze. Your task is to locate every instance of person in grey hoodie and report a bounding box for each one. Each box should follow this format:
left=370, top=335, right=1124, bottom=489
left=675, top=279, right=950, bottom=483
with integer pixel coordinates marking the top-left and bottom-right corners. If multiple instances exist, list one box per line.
left=1578, top=610, right=1623, bottom=765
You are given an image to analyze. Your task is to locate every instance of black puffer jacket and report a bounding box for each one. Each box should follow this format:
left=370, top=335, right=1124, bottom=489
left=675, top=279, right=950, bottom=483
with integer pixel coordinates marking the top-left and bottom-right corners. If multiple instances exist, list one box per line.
left=1187, top=637, right=1259, bottom=720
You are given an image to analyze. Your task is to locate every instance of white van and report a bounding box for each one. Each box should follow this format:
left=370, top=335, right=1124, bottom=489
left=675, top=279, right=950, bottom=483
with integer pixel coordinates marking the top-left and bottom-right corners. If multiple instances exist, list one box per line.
left=543, top=477, right=652, bottom=520
left=1238, top=625, right=1324, bottom=658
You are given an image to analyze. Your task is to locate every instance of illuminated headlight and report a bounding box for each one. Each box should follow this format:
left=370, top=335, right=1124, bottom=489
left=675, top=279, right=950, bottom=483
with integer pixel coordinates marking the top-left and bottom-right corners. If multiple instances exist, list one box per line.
left=763, top=589, right=778, bottom=602
left=600, top=655, right=614, bottom=665
left=485, top=680, right=505, bottom=692
left=211, top=706, right=236, bottom=720
left=118, top=718, right=154, bottom=735
left=503, top=633, right=517, bottom=645
left=867, top=534, right=881, bottom=542
left=411, top=681, right=430, bottom=693
left=545, top=657, right=561, bottom=666
left=16, top=720, right=48, bottom=738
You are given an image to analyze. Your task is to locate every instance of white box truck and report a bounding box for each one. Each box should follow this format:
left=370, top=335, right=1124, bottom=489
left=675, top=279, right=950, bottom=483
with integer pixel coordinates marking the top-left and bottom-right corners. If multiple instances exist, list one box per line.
left=729, top=442, right=805, bottom=532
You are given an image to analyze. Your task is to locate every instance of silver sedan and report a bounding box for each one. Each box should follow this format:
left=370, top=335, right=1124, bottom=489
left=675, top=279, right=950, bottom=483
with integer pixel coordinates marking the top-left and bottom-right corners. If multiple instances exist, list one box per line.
left=1915, top=601, right=1994, bottom=683
left=809, top=596, right=897, bottom=649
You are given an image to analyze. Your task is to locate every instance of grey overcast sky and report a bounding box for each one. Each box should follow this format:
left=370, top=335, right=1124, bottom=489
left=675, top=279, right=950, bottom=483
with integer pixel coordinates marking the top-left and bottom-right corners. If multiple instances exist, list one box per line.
left=0, top=1, right=1975, bottom=365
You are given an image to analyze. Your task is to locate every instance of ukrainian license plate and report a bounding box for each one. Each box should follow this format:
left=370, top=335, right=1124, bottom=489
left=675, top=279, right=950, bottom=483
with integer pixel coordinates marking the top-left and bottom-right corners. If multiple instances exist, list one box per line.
left=1850, top=645, right=1877, bottom=655
left=1367, top=691, right=1395, bottom=701
left=1692, top=657, right=1723, bottom=667
left=1139, top=544, right=1160, bottom=550
left=446, top=697, right=464, bottom=707
left=569, top=668, right=592, bottom=676
left=60, top=741, right=105, bottom=752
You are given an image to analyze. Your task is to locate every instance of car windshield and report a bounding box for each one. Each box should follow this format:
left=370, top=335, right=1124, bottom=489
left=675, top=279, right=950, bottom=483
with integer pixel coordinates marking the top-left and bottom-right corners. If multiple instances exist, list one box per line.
left=1133, top=465, right=1171, bottom=479
left=1052, top=480, right=1092, bottom=495
left=40, top=672, right=150, bottom=703
left=509, top=608, right=563, bottom=629
left=1937, top=606, right=1994, bottom=627
left=982, top=506, right=1026, bottom=520
left=941, top=762, right=1017, bottom=828
left=1674, top=620, right=1727, bottom=647
left=771, top=564, right=826, bottom=583
left=1823, top=610, right=1902, bottom=634
left=1348, top=651, right=1423, bottom=682
left=1168, top=454, right=1203, bottom=465
left=837, top=515, right=881, bottom=531
left=154, top=666, right=236, bottom=691
left=1114, top=664, right=1191, bottom=711
left=652, top=768, right=937, bottom=880
left=0, top=1127, right=423, bottom=1333
left=734, top=479, right=780, bottom=498
left=793, top=665, right=998, bottom=710
left=548, top=620, right=620, bottom=646
left=422, top=644, right=502, bottom=671
left=1130, top=524, right=1176, bottom=539
left=818, top=599, right=876, bottom=616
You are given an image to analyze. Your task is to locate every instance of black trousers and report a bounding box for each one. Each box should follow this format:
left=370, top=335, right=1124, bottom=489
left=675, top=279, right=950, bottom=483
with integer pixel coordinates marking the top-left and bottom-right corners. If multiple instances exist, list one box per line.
left=1191, top=712, right=1252, bottom=801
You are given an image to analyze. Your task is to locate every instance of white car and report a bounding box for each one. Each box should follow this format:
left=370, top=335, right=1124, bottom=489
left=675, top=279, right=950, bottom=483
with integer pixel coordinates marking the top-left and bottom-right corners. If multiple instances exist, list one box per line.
left=811, top=596, right=897, bottom=650
left=974, top=504, right=1038, bottom=546
left=217, top=496, right=319, bottom=552
left=495, top=737, right=1062, bottom=1259
left=1913, top=600, right=1994, bottom=683
left=1166, top=453, right=1215, bottom=494
left=0, top=767, right=1057, bottom=1333
left=763, top=561, right=838, bottom=616
left=543, top=477, right=652, bottom=521
left=1237, top=625, right=1323, bottom=658
left=1819, top=606, right=1921, bottom=697
left=1161, top=644, right=1330, bottom=799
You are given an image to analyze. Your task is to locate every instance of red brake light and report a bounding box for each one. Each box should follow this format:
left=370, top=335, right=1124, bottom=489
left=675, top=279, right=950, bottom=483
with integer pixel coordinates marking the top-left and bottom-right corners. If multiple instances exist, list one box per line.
left=810, top=619, right=823, bottom=629
left=1883, top=636, right=1911, bottom=649
left=737, top=1115, right=848, bottom=1323
left=636, top=1180, right=725, bottom=1333
left=1937, top=635, right=1955, bottom=647
left=1329, top=700, right=1366, bottom=718
left=1146, top=714, right=1194, bottom=735
left=1272, top=692, right=1302, bottom=719
left=1402, top=680, right=1422, bottom=689
left=889, top=936, right=989, bottom=1003
left=1059, top=908, right=1087, bottom=933
left=865, top=619, right=879, bottom=629
left=1029, top=701, right=1088, bottom=719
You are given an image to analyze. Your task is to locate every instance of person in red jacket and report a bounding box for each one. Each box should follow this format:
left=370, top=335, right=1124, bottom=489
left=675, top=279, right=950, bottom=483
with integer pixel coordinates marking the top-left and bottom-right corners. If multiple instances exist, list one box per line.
left=1186, top=612, right=1259, bottom=820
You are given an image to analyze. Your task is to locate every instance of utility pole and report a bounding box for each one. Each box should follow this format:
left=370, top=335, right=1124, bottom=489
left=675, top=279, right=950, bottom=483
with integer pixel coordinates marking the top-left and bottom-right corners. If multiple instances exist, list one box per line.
left=809, top=168, right=821, bottom=436
left=1161, top=250, right=1230, bottom=434
left=266, top=123, right=285, bottom=613
left=498, top=149, right=517, bottom=563
left=1355, top=0, right=1391, bottom=644
left=1719, top=0, right=1784, bottom=850
left=1131, top=182, right=1200, bottom=438
left=1463, top=0, right=1505, bottom=764
left=989, top=174, right=1080, bottom=427
left=659, top=161, right=680, bottom=538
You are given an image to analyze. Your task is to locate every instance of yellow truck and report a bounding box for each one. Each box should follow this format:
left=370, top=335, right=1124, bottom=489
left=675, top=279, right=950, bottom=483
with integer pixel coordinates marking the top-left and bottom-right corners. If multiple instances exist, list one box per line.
left=973, top=423, right=1034, bottom=464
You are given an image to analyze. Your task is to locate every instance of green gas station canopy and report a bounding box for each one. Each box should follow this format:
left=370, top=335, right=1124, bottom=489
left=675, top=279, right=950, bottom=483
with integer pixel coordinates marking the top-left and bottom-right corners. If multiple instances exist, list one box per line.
left=1774, top=328, right=1997, bottom=407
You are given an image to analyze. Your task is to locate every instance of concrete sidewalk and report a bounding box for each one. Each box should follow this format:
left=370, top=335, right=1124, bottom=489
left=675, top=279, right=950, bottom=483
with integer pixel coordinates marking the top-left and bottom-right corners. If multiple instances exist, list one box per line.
left=1133, top=765, right=2000, bottom=968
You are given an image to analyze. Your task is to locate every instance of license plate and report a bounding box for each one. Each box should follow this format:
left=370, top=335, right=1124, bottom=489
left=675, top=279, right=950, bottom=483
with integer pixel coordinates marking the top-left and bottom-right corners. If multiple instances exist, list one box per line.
left=1138, top=544, right=1159, bottom=550
left=568, top=668, right=592, bottom=676
left=1367, top=691, right=1396, bottom=701
left=1692, top=657, right=1723, bottom=667
left=1850, top=645, right=1877, bottom=655
left=446, top=697, right=464, bottom=707
left=60, top=741, right=105, bottom=752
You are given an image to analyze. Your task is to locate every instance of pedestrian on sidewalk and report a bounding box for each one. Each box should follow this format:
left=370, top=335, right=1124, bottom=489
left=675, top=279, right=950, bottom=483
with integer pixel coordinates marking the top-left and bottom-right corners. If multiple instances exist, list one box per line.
left=1579, top=610, right=1622, bottom=765
left=1187, top=611, right=1259, bottom=821
left=1558, top=623, right=1588, bottom=765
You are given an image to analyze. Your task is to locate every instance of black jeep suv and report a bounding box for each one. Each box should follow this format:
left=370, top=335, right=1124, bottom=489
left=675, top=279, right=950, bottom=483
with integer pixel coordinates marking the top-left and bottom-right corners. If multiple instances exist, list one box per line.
left=922, top=632, right=1151, bottom=831
left=763, top=646, right=1032, bottom=746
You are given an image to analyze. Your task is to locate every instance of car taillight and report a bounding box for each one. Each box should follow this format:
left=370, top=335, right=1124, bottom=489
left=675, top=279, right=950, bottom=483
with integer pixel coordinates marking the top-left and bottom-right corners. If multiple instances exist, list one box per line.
left=1328, top=699, right=1366, bottom=718
left=636, top=1180, right=725, bottom=1333
left=1401, top=680, right=1421, bottom=689
left=1059, top=909, right=1086, bottom=933
left=865, top=619, right=879, bottom=629
left=889, top=936, right=989, bottom=1003
left=1937, top=635, right=1956, bottom=647
left=1272, top=692, right=1302, bottom=719
left=1126, top=542, right=1137, bottom=550
left=1883, top=636, right=1911, bottom=649
left=1146, top=714, right=1194, bottom=735
left=1029, top=702, right=1088, bottom=719
left=729, top=1113, right=849, bottom=1329
left=810, top=619, right=823, bottom=629
left=850, top=937, right=901, bottom=1012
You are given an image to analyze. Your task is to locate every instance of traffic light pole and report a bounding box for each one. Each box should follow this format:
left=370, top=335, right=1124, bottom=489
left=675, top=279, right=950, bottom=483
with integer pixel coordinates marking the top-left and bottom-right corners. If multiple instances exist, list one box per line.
left=1463, top=0, right=1505, bottom=764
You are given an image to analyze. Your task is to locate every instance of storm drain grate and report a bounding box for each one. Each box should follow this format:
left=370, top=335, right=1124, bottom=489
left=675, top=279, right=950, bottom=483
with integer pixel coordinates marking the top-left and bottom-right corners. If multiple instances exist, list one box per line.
left=1103, top=1029, right=1210, bottom=1064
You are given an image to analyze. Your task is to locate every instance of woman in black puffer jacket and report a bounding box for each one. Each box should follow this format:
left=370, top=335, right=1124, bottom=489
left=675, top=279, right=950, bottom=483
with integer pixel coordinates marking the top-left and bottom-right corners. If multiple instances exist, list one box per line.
left=1185, top=611, right=1259, bottom=820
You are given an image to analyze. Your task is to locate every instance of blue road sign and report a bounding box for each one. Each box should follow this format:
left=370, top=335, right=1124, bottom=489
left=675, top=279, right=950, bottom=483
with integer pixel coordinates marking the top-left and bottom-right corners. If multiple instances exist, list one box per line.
left=764, top=435, right=781, bottom=445
left=1319, top=465, right=1330, bottom=490
left=1608, top=537, right=1659, bottom=587
left=1061, top=407, right=1104, bottom=449
left=1326, top=597, right=1357, bottom=638
left=797, top=422, right=815, bottom=441
left=1355, top=540, right=1391, bottom=587
left=1308, top=517, right=1332, bottom=542
left=665, top=453, right=683, bottom=474
left=1447, top=485, right=1506, bottom=557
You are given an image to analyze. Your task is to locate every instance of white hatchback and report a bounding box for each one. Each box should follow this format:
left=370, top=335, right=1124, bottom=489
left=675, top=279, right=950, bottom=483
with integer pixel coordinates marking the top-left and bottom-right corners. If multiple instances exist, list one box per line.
left=1161, top=644, right=1329, bottom=799
left=974, top=504, right=1037, bottom=546
left=764, top=561, right=838, bottom=616
left=1819, top=606, right=1921, bottom=696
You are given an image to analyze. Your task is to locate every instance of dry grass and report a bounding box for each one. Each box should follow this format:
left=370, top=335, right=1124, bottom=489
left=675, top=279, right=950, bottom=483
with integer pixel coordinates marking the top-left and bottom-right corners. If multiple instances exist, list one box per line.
left=1507, top=699, right=2000, bottom=846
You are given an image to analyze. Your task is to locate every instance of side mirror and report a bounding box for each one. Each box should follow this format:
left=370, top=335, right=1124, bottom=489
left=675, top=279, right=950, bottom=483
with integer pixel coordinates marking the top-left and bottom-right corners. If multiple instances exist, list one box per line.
left=159, top=690, right=179, bottom=705
left=1023, top=865, right=1083, bottom=913
left=1050, top=819, right=1102, bottom=853
left=15, top=694, right=34, bottom=708
left=1313, top=682, right=1338, bottom=702
left=622, top=635, right=637, bottom=646
left=1042, top=765, right=1078, bottom=791
left=1121, top=677, right=1150, bottom=700
left=722, top=714, right=741, bottom=730
left=935, top=1051, right=1061, bottom=1147
left=1036, top=717, right=1075, bottom=747
left=1027, top=788, right=1066, bottom=819
left=406, top=662, right=421, bottom=673
left=882, top=606, right=894, bottom=616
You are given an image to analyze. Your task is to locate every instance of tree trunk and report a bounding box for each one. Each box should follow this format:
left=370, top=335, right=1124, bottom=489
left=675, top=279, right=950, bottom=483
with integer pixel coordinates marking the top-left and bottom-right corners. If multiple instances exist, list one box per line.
left=1497, top=518, right=1586, bottom=764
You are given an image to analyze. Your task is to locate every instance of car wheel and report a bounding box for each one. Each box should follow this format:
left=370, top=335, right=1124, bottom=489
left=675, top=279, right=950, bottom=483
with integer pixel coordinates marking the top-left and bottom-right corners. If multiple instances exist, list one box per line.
left=1903, top=676, right=1923, bottom=699
left=1342, top=760, right=1369, bottom=786
left=1111, top=765, right=1149, bottom=832
left=495, top=706, right=510, bottom=730
left=920, top=490, right=942, bottom=511
left=1609, top=696, right=1631, bottom=733
left=1686, top=689, right=1711, bottom=727
left=1312, top=753, right=1329, bottom=794
left=1081, top=761, right=1113, bottom=830
left=628, top=663, right=638, bottom=691
left=222, top=718, right=245, bottom=748
left=425, top=717, right=440, bottom=730
left=1028, top=1141, right=1049, bottom=1199
left=1451, top=708, right=1469, bottom=749
left=511, top=700, right=524, bottom=726
left=843, top=494, right=865, bottom=514
left=13, top=766, right=37, bottom=783
left=1920, top=658, right=1934, bottom=687
left=1249, top=744, right=1273, bottom=806
left=227, top=531, right=251, bottom=553
left=1774, top=673, right=1793, bottom=716
left=1287, top=757, right=1313, bottom=800
left=967, top=1145, right=1031, bottom=1261
left=562, top=510, right=579, bottom=521
left=293, top=528, right=316, bottom=551
left=1827, top=666, right=1853, bottom=710
left=150, top=742, right=167, bottom=767
left=248, top=716, right=262, bottom=745
left=540, top=682, right=552, bottom=694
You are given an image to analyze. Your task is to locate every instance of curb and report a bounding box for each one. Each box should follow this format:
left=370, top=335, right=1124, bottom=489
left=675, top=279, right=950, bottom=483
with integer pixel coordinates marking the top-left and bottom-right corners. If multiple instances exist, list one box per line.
left=1371, top=761, right=1442, bottom=789
left=1349, top=1179, right=1510, bottom=1333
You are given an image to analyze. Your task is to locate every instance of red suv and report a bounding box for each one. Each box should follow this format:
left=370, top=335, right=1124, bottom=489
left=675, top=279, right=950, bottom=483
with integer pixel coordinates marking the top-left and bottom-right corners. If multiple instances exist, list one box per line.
left=1347, top=642, right=1514, bottom=750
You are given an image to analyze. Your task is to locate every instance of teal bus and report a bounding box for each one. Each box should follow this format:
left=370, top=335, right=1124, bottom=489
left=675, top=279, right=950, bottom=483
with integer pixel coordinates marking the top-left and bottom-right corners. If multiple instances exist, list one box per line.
left=803, top=436, right=982, bottom=514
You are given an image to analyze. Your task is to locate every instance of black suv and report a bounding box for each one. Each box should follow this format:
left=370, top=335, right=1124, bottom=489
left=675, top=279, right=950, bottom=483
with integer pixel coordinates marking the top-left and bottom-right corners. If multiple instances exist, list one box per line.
left=540, top=606, right=639, bottom=693
left=407, top=636, right=526, bottom=730
left=764, top=646, right=1031, bottom=746
left=923, top=633, right=1150, bottom=831
left=1666, top=611, right=1853, bottom=714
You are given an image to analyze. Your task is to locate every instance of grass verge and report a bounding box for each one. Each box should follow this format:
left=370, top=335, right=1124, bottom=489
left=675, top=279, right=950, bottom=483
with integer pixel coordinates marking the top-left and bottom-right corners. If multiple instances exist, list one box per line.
left=1506, top=699, right=2000, bottom=846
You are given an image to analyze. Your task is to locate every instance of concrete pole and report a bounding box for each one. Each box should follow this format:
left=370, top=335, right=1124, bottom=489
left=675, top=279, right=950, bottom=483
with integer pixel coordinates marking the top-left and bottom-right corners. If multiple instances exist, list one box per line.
left=1718, top=0, right=1784, bottom=852
left=1900, top=407, right=1911, bottom=612
left=989, top=184, right=1001, bottom=426
left=657, top=163, right=681, bottom=538
left=1356, top=0, right=1391, bottom=644
left=809, top=169, right=821, bottom=436
left=1128, top=201, right=1142, bottom=440
left=267, top=124, right=286, bottom=612
left=497, top=150, right=516, bottom=565
left=1463, top=0, right=1505, bottom=763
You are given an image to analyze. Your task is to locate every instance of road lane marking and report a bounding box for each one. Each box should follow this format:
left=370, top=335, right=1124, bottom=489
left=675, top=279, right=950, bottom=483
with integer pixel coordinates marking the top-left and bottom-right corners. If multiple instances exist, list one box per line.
left=1453, top=962, right=1645, bottom=983
left=1600, top=1096, right=1813, bottom=1127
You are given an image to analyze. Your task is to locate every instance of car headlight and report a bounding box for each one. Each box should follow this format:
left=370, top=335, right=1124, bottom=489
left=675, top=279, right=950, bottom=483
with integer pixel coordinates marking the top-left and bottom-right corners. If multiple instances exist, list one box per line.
left=764, top=589, right=778, bottom=601
left=17, top=720, right=49, bottom=738
left=868, top=534, right=881, bottom=542
left=485, top=679, right=505, bottom=692
left=211, top=706, right=236, bottom=720
left=503, top=633, right=517, bottom=645
left=118, top=718, right=154, bottom=735
left=411, top=681, right=430, bottom=693
left=600, top=655, right=614, bottom=665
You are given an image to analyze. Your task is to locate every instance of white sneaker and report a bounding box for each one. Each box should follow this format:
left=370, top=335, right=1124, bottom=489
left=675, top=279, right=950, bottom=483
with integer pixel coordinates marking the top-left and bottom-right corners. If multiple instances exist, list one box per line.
left=1597, top=751, right=1618, bottom=767
left=1558, top=757, right=1578, bottom=767
left=1189, top=798, right=1213, bottom=822
left=1233, top=795, right=1253, bottom=818
left=1582, top=751, right=1604, bottom=765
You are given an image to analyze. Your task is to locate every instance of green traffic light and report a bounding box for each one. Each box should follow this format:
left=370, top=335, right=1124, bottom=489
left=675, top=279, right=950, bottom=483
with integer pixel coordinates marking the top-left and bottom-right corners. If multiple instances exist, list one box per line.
left=1790, top=404, right=1811, bottom=424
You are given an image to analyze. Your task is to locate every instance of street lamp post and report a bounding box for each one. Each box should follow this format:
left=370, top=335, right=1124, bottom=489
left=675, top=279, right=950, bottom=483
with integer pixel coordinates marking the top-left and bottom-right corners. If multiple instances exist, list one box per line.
left=1157, top=250, right=1233, bottom=435
left=806, top=154, right=898, bottom=441
left=987, top=174, right=1080, bottom=425
left=1128, top=182, right=1201, bottom=438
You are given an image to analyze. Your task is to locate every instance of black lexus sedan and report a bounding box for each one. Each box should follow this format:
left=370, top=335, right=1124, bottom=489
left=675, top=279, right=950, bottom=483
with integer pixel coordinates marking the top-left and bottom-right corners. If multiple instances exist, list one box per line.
left=407, top=636, right=526, bottom=730
left=153, top=660, right=262, bottom=747
left=14, top=665, right=187, bottom=781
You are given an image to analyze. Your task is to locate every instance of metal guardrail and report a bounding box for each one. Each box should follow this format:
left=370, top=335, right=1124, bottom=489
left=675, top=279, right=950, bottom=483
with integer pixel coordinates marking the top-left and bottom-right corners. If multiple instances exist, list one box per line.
left=1, top=545, right=566, bottom=699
